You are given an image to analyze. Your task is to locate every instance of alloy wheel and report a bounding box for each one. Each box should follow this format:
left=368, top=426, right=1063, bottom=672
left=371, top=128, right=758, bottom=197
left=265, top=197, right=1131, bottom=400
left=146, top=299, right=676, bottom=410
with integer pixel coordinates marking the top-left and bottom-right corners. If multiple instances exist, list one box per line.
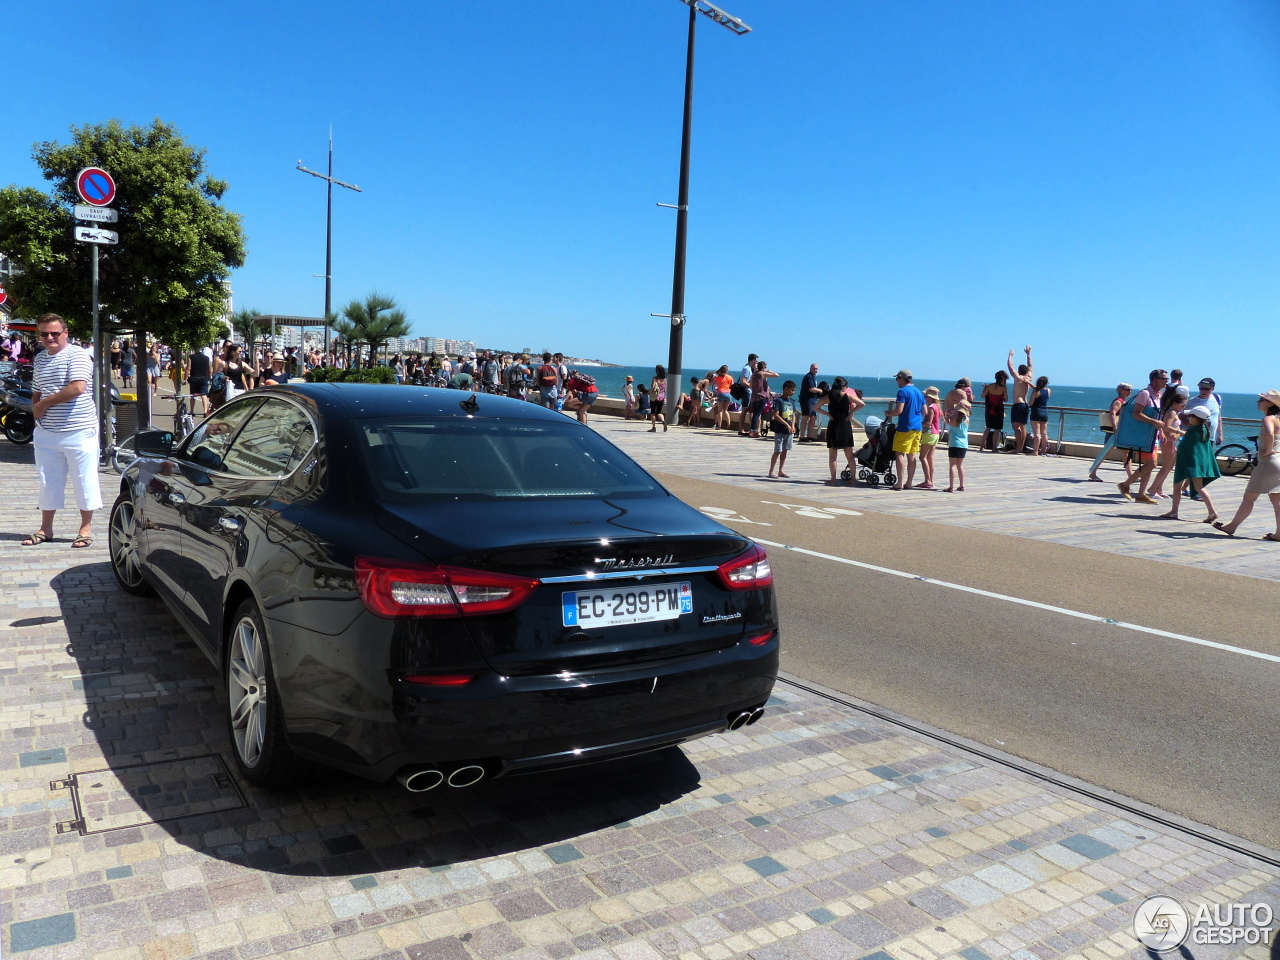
left=228, top=617, right=269, bottom=768
left=109, top=500, right=145, bottom=588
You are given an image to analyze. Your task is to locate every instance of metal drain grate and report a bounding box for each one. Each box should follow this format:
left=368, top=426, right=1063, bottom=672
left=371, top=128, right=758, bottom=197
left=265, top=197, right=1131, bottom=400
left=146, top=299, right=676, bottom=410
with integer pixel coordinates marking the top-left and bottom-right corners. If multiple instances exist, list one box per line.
left=51, top=754, right=247, bottom=835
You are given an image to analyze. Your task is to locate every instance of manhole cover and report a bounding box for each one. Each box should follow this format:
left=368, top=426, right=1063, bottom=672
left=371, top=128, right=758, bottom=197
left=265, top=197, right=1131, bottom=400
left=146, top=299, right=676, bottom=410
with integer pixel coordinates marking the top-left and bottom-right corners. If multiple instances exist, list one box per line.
left=51, top=754, right=246, bottom=835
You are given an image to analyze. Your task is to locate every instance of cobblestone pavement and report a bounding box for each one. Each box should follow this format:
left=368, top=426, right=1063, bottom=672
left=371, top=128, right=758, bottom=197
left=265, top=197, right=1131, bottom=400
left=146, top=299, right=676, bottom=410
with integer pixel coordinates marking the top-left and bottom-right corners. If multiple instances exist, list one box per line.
left=2, top=440, right=1278, bottom=960
left=589, top=417, right=1280, bottom=581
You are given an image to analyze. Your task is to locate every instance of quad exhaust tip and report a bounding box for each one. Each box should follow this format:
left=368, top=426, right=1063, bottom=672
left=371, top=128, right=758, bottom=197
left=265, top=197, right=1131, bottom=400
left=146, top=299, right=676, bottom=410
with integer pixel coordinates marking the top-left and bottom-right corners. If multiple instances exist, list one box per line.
left=396, top=762, right=489, bottom=792
left=396, top=767, right=445, bottom=793
left=727, top=705, right=766, bottom=731
left=446, top=764, right=486, bottom=788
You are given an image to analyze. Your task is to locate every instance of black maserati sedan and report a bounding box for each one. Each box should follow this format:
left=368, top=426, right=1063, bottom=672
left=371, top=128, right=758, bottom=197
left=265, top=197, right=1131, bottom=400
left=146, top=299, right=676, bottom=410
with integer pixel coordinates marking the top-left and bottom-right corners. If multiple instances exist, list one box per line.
left=109, top=384, right=778, bottom=791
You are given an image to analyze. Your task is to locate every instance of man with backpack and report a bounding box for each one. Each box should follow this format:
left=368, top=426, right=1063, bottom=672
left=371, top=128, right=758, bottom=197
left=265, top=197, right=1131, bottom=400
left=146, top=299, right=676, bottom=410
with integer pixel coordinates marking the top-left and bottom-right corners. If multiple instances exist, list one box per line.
left=535, top=352, right=559, bottom=408
left=505, top=355, right=529, bottom=399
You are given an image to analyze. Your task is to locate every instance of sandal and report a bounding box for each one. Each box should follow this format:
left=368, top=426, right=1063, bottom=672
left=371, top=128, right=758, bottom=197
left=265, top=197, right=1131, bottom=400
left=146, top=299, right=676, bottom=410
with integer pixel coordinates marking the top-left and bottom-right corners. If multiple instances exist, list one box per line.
left=1158, top=512, right=1178, bottom=520
left=21, top=531, right=52, bottom=546
left=1213, top=521, right=1235, bottom=537
left=71, top=535, right=93, bottom=549
left=1264, top=533, right=1280, bottom=542
left=1202, top=514, right=1218, bottom=524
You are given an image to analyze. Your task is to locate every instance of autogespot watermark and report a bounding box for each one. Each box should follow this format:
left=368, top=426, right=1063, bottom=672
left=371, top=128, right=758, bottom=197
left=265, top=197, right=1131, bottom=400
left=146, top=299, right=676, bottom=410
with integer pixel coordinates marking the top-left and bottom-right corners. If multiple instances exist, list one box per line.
left=1134, top=895, right=1275, bottom=951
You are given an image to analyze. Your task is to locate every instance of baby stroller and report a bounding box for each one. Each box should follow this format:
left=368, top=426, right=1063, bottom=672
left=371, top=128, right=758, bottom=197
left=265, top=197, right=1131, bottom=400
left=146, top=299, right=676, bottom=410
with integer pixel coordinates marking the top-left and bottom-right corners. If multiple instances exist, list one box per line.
left=843, top=416, right=897, bottom=487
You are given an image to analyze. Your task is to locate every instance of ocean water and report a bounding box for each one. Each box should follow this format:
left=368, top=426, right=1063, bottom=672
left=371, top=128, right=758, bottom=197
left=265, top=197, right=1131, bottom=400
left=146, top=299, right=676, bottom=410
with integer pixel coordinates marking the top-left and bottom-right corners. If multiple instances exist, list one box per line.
left=577, top=363, right=1265, bottom=445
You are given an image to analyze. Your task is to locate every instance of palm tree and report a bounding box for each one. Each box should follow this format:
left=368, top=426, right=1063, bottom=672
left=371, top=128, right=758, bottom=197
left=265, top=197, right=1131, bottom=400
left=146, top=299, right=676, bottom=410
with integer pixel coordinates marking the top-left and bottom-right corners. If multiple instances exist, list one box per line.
left=341, top=292, right=409, bottom=368
left=230, top=307, right=261, bottom=348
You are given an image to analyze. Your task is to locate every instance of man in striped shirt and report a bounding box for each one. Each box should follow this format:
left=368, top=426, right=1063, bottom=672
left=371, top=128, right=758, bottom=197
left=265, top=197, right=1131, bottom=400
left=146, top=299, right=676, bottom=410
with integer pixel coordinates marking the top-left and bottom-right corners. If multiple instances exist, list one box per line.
left=22, top=313, right=102, bottom=548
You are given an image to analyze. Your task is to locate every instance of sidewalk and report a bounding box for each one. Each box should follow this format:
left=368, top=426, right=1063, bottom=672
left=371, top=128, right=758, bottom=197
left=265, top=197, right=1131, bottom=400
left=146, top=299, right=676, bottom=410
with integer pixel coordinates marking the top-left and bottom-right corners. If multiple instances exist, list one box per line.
left=589, top=418, right=1280, bottom=582
left=1, top=440, right=1277, bottom=960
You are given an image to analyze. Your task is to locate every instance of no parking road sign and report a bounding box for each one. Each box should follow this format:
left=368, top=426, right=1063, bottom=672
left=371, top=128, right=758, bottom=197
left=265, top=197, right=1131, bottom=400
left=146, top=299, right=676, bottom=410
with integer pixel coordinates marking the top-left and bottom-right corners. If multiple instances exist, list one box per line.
left=75, top=167, right=116, bottom=207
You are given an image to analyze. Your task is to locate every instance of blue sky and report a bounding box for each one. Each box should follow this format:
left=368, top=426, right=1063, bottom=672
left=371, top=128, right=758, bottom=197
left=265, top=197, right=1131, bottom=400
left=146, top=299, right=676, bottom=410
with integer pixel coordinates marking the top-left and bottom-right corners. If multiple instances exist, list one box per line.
left=5, top=1, right=1280, bottom=392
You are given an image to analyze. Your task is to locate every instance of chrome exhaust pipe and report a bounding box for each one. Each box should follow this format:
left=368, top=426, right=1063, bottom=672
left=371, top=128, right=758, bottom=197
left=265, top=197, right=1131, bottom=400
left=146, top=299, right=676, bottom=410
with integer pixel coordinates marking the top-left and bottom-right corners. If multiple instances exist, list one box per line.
left=726, top=710, right=750, bottom=731
left=396, top=766, right=444, bottom=793
left=746, top=706, right=765, bottom=725
left=446, top=764, right=486, bottom=788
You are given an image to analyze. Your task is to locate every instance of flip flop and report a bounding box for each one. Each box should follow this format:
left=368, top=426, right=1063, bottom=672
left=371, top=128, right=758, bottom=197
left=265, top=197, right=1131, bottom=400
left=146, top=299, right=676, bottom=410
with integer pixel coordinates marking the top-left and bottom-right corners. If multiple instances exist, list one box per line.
left=1264, top=533, right=1280, bottom=542
left=21, top=531, right=52, bottom=546
left=1158, top=512, right=1178, bottom=520
left=71, top=536, right=93, bottom=549
left=1213, top=521, right=1235, bottom=537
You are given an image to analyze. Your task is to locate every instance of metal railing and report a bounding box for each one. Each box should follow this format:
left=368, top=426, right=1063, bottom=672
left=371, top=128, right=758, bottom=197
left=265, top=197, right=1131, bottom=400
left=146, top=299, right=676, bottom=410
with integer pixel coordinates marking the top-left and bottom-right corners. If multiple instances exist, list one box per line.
left=847, top=398, right=1259, bottom=456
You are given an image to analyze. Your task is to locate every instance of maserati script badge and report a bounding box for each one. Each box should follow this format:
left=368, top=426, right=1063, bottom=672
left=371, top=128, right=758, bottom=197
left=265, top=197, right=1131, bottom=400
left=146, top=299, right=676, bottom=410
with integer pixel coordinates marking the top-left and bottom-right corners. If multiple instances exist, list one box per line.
left=597, top=554, right=675, bottom=572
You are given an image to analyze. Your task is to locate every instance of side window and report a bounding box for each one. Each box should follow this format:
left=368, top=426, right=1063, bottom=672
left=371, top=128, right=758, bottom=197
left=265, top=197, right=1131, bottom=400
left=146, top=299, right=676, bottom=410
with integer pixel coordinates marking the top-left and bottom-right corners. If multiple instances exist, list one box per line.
left=183, top=399, right=261, bottom=472
left=221, top=399, right=316, bottom=478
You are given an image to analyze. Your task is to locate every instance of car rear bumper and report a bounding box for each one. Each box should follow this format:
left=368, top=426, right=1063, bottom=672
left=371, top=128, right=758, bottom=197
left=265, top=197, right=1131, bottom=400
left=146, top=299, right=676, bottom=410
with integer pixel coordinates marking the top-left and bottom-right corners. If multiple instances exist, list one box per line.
left=280, top=636, right=778, bottom=783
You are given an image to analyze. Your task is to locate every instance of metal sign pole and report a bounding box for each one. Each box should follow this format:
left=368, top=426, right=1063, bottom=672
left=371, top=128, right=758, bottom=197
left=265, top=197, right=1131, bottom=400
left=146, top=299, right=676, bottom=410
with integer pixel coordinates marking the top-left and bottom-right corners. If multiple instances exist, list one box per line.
left=666, top=3, right=697, bottom=417
left=91, top=244, right=108, bottom=458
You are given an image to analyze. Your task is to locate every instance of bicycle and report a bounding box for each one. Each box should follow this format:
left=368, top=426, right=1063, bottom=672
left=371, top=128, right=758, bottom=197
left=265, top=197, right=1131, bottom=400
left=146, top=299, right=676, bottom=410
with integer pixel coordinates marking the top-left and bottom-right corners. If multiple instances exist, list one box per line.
left=173, top=392, right=197, bottom=441
left=1216, top=435, right=1258, bottom=477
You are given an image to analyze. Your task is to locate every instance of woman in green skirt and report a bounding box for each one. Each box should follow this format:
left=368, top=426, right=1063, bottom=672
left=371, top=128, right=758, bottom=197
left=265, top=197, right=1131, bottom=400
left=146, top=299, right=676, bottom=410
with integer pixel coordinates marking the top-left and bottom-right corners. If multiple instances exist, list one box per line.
left=1161, top=408, right=1220, bottom=522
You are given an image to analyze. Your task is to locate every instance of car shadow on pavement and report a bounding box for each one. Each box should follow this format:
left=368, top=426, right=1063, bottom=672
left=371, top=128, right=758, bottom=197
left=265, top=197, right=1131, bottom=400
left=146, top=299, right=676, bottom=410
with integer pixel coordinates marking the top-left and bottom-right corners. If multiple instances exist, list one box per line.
left=52, top=562, right=704, bottom=879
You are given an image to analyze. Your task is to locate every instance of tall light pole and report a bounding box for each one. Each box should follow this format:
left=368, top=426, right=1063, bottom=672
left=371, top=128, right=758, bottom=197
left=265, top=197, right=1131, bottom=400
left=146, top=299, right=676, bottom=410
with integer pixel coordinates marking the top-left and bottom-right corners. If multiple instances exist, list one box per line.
left=662, top=0, right=751, bottom=413
left=296, top=129, right=362, bottom=359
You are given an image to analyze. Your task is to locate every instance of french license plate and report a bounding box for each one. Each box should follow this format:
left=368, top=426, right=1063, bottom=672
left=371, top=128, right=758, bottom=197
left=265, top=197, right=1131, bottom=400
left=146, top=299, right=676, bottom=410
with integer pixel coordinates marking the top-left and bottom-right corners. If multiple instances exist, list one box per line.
left=562, top=582, right=693, bottom=628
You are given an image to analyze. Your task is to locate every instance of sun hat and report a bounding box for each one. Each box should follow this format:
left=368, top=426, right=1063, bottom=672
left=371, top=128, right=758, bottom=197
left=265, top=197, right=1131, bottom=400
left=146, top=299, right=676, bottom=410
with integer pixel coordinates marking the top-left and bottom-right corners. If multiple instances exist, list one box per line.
left=271, top=352, right=284, bottom=361
left=924, top=385, right=940, bottom=398
left=1260, top=388, right=1280, bottom=407
left=625, top=375, right=633, bottom=381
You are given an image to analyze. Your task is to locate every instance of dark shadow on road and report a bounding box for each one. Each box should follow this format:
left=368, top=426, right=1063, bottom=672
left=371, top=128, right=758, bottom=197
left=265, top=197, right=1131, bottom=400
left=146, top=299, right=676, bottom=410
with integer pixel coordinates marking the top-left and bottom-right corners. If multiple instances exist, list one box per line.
left=51, top=562, right=706, bottom=884
left=1044, top=496, right=1118, bottom=505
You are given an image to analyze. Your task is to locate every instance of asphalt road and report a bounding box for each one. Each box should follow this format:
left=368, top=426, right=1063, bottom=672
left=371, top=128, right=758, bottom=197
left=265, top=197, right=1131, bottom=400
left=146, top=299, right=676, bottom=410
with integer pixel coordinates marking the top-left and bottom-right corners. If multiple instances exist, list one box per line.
left=657, top=472, right=1280, bottom=851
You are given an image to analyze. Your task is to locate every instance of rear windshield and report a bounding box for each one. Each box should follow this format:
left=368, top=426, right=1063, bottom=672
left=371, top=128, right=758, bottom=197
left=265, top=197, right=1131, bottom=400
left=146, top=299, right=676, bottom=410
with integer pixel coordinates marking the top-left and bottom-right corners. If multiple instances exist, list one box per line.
left=359, top=417, right=666, bottom=501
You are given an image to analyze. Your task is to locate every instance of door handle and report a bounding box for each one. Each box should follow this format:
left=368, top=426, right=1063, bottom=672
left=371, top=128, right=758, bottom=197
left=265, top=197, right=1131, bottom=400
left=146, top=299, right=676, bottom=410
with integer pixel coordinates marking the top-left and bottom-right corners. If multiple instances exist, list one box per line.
left=218, top=516, right=242, bottom=532
left=167, top=491, right=186, bottom=505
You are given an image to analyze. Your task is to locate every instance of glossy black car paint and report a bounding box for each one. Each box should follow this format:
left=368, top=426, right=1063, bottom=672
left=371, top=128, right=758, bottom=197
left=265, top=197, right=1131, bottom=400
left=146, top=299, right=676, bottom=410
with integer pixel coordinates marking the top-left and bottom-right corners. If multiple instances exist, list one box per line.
left=117, top=384, right=779, bottom=782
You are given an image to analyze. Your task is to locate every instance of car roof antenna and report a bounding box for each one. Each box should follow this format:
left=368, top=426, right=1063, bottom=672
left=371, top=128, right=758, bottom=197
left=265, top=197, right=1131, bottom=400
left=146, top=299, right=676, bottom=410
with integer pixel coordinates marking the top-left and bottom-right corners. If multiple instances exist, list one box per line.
left=459, top=394, right=480, bottom=415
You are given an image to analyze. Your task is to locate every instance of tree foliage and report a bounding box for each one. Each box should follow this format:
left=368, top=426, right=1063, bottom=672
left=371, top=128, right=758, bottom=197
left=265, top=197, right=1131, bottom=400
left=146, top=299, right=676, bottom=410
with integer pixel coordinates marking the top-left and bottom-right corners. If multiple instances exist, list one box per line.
left=0, top=119, right=246, bottom=349
left=229, top=306, right=261, bottom=346
left=341, top=292, right=409, bottom=367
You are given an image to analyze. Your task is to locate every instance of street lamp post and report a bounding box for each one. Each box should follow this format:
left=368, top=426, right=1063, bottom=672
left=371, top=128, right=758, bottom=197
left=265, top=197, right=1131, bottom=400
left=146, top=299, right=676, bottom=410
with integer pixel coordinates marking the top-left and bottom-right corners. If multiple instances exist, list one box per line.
left=663, top=0, right=751, bottom=415
left=296, top=129, right=362, bottom=360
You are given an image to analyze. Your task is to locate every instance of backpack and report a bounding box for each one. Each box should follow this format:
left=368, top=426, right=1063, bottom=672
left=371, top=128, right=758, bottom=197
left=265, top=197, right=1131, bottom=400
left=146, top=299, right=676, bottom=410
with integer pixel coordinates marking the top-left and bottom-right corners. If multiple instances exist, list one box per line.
left=210, top=371, right=227, bottom=396
left=537, top=364, right=557, bottom=387
left=575, top=373, right=596, bottom=386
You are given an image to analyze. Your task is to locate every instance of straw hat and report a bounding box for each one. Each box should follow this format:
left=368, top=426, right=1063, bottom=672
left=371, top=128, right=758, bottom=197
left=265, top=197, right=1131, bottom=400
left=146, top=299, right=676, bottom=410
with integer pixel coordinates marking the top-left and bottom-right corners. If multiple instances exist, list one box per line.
left=924, top=385, right=940, bottom=399
left=1260, top=388, right=1280, bottom=408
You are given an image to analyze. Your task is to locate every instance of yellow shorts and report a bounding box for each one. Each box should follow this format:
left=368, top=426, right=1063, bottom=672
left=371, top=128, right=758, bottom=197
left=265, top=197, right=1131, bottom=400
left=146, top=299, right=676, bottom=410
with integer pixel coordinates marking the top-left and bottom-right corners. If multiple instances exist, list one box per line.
left=892, top=430, right=922, bottom=455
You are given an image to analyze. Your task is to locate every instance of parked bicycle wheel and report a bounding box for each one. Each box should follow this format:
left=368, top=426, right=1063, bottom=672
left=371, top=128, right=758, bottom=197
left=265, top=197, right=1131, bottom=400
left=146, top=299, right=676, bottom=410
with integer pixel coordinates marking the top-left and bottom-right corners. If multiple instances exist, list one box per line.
left=110, top=435, right=138, bottom=474
left=1216, top=443, right=1253, bottom=477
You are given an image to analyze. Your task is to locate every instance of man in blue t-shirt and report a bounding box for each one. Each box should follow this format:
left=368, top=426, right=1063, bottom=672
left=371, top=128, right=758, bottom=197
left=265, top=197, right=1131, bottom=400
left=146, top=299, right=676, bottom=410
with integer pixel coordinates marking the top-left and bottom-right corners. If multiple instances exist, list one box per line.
left=886, top=368, right=926, bottom=490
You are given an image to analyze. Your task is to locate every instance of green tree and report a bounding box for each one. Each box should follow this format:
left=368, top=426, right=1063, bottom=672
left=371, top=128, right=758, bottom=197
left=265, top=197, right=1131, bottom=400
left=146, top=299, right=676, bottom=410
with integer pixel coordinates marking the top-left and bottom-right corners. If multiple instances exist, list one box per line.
left=341, top=292, right=409, bottom=368
left=0, top=118, right=246, bottom=348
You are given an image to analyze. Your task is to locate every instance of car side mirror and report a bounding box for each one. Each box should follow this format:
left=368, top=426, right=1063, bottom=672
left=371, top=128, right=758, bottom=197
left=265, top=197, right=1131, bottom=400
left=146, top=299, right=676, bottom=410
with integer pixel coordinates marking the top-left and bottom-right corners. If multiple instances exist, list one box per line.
left=134, top=430, right=175, bottom=457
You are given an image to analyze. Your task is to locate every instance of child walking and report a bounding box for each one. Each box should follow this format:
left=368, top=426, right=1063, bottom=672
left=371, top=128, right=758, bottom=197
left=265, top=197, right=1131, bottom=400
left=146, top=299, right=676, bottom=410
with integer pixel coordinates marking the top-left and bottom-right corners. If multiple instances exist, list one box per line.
left=945, top=403, right=970, bottom=492
left=622, top=376, right=636, bottom=419
left=919, top=386, right=943, bottom=489
left=768, top=381, right=799, bottom=478
left=1161, top=408, right=1220, bottom=522
left=636, top=383, right=651, bottom=421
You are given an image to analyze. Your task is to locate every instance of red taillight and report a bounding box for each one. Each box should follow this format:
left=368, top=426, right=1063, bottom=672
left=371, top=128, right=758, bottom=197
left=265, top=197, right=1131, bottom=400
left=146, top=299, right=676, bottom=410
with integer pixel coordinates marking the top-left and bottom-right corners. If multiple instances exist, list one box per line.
left=716, top=544, right=773, bottom=591
left=747, top=630, right=776, bottom=646
left=402, top=674, right=476, bottom=686
left=354, top=557, right=539, bottom=618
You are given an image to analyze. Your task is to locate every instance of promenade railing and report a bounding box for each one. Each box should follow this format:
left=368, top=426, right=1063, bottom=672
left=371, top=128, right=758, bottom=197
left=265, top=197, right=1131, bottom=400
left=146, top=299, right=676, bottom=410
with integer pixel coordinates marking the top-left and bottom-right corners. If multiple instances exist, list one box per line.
left=849, top=398, right=1259, bottom=453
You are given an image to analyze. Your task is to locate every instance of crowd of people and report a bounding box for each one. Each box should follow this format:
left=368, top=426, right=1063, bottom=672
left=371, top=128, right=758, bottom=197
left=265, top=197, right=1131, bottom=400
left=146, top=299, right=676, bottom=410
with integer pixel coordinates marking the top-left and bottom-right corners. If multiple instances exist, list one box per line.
left=7, top=319, right=1280, bottom=543
left=613, top=351, right=1280, bottom=541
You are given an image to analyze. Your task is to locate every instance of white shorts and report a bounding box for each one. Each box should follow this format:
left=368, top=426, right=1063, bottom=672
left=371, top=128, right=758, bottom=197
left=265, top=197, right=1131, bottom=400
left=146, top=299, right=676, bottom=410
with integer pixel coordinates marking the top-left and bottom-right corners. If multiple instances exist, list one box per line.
left=34, top=425, right=103, bottom=512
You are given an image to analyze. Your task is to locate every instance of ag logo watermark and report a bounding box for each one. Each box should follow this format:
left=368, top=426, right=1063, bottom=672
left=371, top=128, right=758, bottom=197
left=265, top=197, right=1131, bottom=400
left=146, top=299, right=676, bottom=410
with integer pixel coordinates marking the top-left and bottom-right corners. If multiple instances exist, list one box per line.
left=1134, top=895, right=1275, bottom=950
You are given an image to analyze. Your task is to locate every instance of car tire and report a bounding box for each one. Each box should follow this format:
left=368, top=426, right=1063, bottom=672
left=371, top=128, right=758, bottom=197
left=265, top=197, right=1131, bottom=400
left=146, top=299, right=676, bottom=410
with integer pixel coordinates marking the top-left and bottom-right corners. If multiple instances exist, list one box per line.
left=224, top=598, right=313, bottom=789
left=108, top=493, right=154, bottom=596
